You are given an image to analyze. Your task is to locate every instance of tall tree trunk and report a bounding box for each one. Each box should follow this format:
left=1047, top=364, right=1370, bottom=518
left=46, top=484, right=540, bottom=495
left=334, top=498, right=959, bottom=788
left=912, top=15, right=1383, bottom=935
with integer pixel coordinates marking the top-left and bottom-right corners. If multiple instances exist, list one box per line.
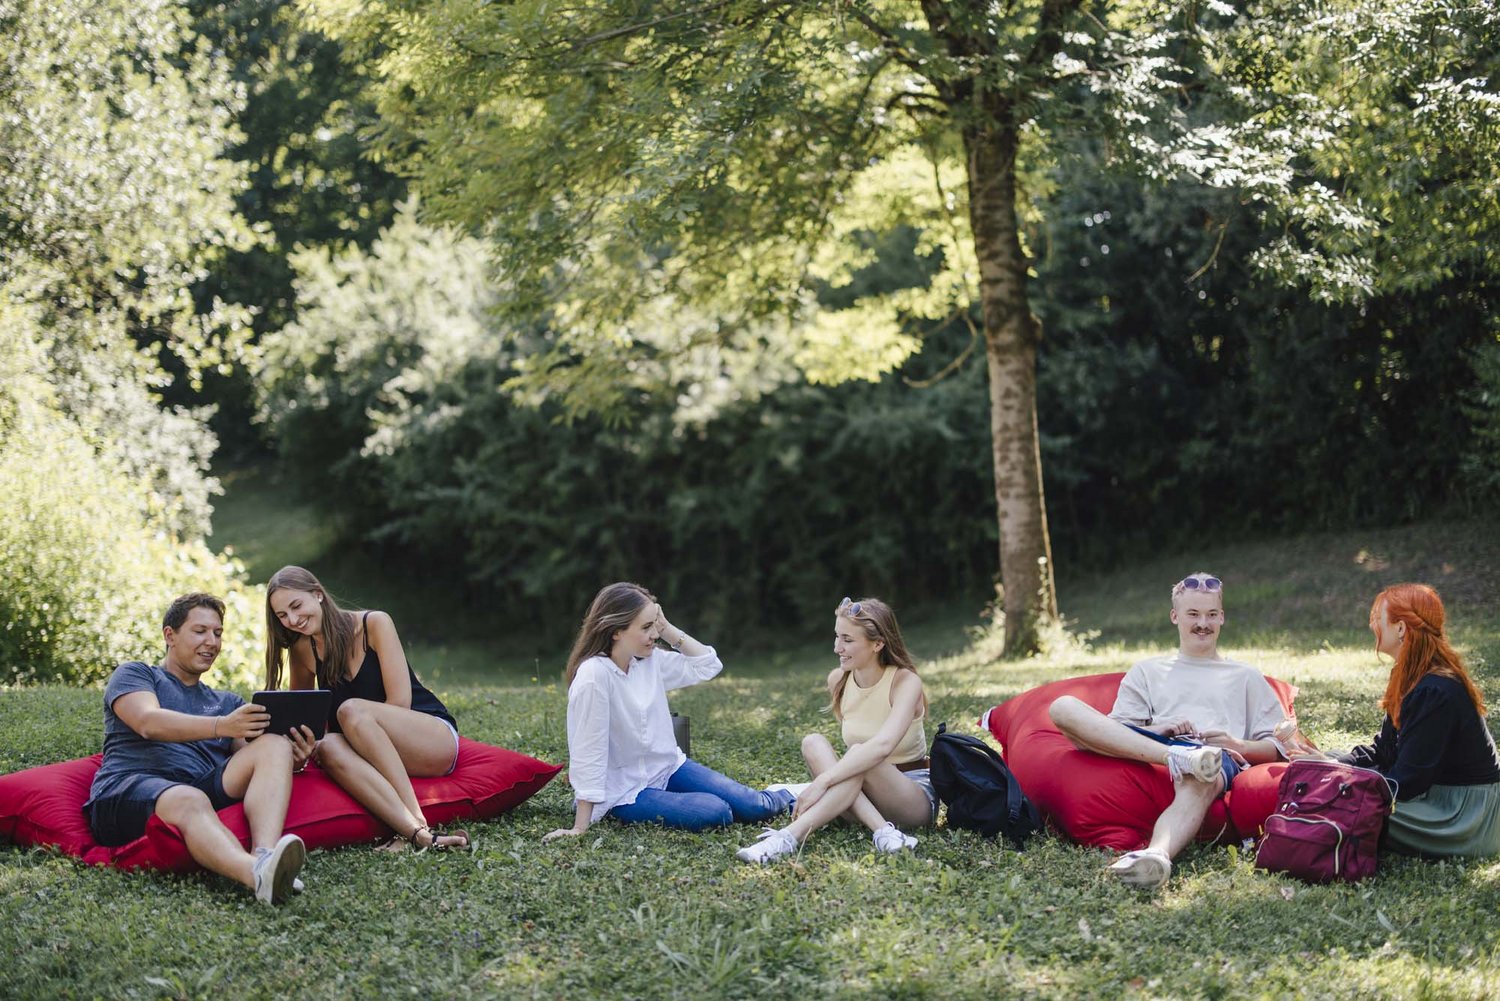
left=964, top=107, right=1057, bottom=656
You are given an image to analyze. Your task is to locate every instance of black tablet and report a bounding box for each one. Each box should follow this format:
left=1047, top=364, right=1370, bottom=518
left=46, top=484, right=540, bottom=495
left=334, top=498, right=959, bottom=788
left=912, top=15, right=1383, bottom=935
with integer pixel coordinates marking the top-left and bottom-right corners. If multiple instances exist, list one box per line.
left=251, top=690, right=333, bottom=740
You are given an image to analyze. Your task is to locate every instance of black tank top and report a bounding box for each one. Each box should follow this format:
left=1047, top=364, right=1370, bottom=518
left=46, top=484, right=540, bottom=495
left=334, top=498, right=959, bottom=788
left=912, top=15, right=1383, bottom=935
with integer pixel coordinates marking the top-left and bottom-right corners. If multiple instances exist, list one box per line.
left=318, top=612, right=456, bottom=734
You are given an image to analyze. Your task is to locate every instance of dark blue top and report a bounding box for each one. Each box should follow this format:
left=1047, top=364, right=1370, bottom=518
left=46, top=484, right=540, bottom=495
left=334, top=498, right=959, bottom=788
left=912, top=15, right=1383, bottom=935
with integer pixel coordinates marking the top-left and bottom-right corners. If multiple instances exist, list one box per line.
left=1339, top=674, right=1500, bottom=801
left=320, top=613, right=455, bottom=734
left=85, top=661, right=244, bottom=808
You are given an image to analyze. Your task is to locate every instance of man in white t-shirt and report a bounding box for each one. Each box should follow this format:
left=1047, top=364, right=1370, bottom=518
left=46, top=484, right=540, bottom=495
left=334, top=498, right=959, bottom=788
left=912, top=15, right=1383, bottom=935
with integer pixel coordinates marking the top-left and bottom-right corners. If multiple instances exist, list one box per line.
left=1048, top=572, right=1287, bottom=889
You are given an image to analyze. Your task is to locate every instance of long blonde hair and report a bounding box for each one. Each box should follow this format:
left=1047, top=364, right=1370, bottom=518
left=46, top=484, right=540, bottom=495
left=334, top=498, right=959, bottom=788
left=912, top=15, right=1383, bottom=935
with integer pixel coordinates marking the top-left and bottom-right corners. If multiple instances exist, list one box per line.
left=264, top=565, right=359, bottom=691
left=828, top=597, right=927, bottom=721
left=563, top=583, right=656, bottom=689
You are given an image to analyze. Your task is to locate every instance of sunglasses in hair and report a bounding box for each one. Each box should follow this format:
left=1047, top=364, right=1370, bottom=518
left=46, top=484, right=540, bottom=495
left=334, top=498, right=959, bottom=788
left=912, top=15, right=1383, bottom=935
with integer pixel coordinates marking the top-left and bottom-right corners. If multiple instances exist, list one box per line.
left=837, top=596, right=863, bottom=617
left=1177, top=576, right=1222, bottom=592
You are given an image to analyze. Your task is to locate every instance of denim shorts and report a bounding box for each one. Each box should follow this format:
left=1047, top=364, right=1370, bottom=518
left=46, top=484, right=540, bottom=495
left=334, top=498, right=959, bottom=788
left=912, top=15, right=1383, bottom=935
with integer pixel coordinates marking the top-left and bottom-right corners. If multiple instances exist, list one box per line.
left=438, top=717, right=460, bottom=776
left=904, top=767, right=940, bottom=823
left=1125, top=723, right=1242, bottom=789
left=86, top=765, right=235, bottom=847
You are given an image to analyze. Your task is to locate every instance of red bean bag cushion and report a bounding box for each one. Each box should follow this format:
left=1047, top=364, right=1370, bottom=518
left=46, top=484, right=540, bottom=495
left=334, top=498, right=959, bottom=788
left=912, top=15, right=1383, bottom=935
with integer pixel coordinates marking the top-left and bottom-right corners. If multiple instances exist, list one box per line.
left=0, top=737, right=561, bottom=871
left=981, top=672, right=1295, bottom=851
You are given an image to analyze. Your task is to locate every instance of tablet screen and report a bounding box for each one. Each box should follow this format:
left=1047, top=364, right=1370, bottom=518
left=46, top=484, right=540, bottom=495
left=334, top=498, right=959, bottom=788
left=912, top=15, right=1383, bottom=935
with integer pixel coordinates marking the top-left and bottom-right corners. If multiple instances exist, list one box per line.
left=251, top=690, right=333, bottom=740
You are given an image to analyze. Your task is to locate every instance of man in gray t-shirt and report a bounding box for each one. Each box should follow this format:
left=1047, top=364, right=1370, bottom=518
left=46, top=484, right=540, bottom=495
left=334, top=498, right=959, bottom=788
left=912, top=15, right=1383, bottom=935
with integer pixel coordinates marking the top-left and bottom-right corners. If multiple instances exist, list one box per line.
left=1048, top=572, right=1288, bottom=890
left=84, top=592, right=314, bottom=904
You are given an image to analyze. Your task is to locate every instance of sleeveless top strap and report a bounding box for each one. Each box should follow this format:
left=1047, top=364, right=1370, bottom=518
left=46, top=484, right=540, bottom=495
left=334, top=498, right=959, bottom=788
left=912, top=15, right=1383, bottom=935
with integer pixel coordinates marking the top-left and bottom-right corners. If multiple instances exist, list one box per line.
left=361, top=610, right=372, bottom=653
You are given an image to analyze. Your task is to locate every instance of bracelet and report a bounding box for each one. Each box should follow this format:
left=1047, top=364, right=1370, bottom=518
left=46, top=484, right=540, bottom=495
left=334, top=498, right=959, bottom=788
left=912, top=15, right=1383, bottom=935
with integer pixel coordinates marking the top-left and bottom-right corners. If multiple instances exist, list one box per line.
left=669, top=632, right=685, bottom=651
left=212, top=716, right=219, bottom=738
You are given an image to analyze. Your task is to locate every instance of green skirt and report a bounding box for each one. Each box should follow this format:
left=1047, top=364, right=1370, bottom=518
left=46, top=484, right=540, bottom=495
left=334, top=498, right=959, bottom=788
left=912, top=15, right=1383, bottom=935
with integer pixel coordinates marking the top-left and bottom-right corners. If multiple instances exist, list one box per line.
left=1386, top=782, right=1500, bottom=858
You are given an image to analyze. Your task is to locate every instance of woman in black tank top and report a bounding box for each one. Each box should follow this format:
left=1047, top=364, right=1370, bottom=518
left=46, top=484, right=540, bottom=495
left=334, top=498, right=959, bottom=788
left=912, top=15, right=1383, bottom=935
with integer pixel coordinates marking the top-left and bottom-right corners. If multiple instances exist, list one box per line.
left=264, top=566, right=468, bottom=851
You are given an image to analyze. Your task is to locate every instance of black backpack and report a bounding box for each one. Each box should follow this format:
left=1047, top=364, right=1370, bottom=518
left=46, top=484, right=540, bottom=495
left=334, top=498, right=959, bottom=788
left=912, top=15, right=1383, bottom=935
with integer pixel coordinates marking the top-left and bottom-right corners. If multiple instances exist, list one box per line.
left=929, top=722, right=1044, bottom=847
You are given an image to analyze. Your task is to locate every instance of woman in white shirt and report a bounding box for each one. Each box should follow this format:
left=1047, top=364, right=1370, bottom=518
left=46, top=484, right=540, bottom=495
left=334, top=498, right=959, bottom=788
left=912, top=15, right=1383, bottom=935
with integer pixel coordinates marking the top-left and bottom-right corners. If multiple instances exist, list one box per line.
left=542, top=582, right=794, bottom=839
left=735, top=596, right=934, bottom=863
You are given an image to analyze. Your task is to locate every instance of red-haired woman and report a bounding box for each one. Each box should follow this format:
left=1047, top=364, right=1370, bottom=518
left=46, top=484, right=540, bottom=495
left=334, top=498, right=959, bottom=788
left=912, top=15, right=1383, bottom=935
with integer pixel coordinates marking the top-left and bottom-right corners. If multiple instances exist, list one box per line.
left=1300, top=584, right=1500, bottom=857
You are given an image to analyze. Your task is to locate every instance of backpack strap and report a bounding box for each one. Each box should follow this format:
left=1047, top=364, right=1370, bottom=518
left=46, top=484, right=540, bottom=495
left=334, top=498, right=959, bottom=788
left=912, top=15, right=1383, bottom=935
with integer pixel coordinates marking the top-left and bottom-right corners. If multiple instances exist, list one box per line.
left=1005, top=762, right=1025, bottom=824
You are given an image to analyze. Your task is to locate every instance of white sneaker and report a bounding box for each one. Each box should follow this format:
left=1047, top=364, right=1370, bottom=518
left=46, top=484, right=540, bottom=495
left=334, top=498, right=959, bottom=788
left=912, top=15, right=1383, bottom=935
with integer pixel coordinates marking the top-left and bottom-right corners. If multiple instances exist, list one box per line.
left=765, top=782, right=811, bottom=798
left=735, top=827, right=799, bottom=864
left=1166, top=745, right=1222, bottom=784
left=252, top=834, right=306, bottom=904
left=254, top=848, right=305, bottom=894
left=1109, top=848, right=1172, bottom=889
left=871, top=821, right=917, bottom=854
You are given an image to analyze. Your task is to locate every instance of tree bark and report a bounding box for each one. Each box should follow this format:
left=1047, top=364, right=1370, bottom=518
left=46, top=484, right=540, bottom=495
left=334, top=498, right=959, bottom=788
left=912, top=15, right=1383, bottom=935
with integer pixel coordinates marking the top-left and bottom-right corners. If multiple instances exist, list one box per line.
left=963, top=104, right=1057, bottom=656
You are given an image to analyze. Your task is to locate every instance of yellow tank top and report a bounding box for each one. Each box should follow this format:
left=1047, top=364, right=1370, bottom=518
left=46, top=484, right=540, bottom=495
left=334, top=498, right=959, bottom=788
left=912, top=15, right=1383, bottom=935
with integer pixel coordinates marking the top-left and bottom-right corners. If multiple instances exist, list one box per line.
left=839, top=665, right=927, bottom=765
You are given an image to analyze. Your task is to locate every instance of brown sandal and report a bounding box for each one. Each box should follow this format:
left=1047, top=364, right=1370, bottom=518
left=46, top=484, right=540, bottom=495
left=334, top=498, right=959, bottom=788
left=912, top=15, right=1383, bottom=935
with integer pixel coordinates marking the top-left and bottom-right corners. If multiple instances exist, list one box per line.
left=412, top=825, right=470, bottom=852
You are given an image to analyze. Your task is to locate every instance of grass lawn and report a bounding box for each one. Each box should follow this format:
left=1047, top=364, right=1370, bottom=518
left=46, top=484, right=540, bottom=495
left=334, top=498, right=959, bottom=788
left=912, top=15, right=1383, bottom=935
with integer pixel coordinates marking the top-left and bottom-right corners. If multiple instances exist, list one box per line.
left=4, top=518, right=1499, bottom=999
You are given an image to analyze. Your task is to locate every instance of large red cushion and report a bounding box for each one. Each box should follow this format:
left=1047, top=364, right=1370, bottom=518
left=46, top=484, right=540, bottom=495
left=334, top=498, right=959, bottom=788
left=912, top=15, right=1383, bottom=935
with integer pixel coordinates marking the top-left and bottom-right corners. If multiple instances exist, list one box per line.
left=982, top=672, right=1296, bottom=851
left=0, top=737, right=561, bottom=872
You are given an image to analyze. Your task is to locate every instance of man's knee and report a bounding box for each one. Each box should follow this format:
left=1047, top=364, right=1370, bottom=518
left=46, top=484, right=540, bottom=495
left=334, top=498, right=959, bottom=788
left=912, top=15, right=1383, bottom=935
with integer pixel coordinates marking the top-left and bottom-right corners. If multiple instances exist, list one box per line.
left=1172, top=773, right=1225, bottom=801
left=155, top=785, right=214, bottom=824
left=1048, top=695, right=1086, bottom=729
left=245, top=732, right=293, bottom=765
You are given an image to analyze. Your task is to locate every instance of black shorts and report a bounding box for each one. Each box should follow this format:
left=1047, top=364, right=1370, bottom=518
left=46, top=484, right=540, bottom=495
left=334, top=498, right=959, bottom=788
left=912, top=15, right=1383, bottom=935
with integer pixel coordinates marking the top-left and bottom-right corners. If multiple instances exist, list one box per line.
left=85, top=765, right=236, bottom=847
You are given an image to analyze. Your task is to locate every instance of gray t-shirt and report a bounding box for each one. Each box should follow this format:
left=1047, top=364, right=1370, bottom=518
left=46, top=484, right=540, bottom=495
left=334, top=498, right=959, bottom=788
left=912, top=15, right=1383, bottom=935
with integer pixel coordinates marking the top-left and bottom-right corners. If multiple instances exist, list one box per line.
left=1107, top=653, right=1285, bottom=741
left=84, top=661, right=245, bottom=807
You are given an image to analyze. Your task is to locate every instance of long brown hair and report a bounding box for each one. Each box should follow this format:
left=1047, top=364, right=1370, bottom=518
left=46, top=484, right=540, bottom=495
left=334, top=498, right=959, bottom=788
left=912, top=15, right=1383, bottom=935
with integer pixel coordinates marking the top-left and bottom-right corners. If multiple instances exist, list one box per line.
left=265, top=565, right=359, bottom=691
left=1372, top=583, right=1486, bottom=728
left=828, top=597, right=927, bottom=722
left=563, top=582, right=656, bottom=689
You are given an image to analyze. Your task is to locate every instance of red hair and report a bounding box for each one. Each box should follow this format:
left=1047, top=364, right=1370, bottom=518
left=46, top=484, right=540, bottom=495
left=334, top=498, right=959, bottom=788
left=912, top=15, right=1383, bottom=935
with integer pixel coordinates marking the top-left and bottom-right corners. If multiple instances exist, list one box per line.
left=1371, top=583, right=1486, bottom=727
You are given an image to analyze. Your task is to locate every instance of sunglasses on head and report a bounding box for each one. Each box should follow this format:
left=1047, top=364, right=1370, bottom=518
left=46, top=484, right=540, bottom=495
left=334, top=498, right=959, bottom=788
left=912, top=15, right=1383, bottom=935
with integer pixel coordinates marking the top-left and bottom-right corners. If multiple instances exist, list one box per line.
left=1177, top=576, right=1222, bottom=592
left=837, top=596, right=863, bottom=617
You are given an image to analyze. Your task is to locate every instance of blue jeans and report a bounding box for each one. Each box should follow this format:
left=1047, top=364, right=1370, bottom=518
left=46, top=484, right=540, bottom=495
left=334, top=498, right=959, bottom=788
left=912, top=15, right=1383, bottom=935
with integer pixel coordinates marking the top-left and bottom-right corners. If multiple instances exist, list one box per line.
left=608, top=759, right=795, bottom=832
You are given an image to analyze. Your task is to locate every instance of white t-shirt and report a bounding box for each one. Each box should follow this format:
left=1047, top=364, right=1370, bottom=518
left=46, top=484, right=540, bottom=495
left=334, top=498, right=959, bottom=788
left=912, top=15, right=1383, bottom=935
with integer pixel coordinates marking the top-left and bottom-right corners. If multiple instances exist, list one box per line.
left=1108, top=652, right=1285, bottom=741
left=565, top=647, right=722, bottom=822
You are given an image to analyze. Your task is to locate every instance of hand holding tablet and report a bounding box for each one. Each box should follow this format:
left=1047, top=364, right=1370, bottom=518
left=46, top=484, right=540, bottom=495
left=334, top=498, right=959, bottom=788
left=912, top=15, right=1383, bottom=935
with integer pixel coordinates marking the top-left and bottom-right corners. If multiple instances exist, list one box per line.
left=251, top=690, right=333, bottom=741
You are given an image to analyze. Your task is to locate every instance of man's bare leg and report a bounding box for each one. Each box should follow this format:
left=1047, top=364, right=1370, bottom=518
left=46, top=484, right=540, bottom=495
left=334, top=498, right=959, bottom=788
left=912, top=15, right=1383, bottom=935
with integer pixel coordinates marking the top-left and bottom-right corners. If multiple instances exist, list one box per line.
left=155, top=786, right=257, bottom=888
left=1049, top=696, right=1177, bottom=766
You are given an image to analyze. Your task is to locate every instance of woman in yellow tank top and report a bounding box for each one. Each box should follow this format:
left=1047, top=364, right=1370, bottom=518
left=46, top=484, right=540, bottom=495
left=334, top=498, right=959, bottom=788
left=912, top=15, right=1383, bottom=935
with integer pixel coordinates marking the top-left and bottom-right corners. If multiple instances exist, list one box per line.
left=736, top=596, right=934, bottom=863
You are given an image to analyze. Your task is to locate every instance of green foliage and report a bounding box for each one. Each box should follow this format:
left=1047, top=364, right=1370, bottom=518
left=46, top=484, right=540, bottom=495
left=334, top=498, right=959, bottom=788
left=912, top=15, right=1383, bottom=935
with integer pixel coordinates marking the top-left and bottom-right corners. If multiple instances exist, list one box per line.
left=1031, top=154, right=1500, bottom=556
left=0, top=0, right=254, bottom=538
left=4, top=519, right=1500, bottom=999
left=1167, top=0, right=1500, bottom=301
left=292, top=0, right=1195, bottom=416
left=175, top=0, right=407, bottom=458
left=0, top=0, right=266, bottom=685
left=255, top=204, right=996, bottom=638
left=1461, top=335, right=1500, bottom=500
left=0, top=318, right=264, bottom=688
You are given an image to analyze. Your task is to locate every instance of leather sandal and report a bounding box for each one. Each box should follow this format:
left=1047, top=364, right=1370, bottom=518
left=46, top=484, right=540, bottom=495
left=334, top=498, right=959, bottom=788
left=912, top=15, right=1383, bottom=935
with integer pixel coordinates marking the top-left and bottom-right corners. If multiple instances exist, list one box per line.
left=412, top=825, right=470, bottom=852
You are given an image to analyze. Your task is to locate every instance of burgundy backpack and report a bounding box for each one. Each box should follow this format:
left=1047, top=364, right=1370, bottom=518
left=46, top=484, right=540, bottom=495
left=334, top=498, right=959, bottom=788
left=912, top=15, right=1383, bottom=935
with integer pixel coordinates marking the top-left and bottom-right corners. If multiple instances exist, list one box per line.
left=1253, top=758, right=1395, bottom=883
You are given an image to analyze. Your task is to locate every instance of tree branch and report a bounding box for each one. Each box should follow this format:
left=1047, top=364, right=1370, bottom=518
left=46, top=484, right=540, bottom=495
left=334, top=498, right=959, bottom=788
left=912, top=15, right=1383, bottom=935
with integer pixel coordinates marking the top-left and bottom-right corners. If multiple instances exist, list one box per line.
left=848, top=9, right=930, bottom=81
left=1025, top=0, right=1084, bottom=70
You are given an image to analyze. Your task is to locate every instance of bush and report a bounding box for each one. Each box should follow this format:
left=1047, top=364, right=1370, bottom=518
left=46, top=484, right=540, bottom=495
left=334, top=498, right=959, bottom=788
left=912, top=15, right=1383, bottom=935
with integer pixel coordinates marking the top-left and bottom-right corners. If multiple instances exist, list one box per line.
left=0, top=313, right=262, bottom=688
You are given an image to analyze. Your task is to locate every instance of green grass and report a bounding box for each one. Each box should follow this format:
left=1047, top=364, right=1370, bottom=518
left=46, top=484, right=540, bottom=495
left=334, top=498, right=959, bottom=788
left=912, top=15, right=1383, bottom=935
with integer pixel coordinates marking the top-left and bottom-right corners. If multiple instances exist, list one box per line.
left=5, top=518, right=1500, bottom=999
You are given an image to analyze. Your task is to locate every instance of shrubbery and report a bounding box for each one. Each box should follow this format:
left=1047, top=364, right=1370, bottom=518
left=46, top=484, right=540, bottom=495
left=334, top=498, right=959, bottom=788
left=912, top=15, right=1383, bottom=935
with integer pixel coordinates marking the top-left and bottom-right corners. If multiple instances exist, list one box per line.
left=0, top=318, right=262, bottom=688
left=0, top=0, right=263, bottom=687
left=256, top=171, right=1500, bottom=642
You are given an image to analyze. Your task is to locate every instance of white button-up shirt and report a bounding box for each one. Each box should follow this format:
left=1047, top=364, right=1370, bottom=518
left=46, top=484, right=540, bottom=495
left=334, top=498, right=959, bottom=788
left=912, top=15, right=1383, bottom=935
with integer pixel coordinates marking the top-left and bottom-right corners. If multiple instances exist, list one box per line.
left=566, top=647, right=723, bottom=822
